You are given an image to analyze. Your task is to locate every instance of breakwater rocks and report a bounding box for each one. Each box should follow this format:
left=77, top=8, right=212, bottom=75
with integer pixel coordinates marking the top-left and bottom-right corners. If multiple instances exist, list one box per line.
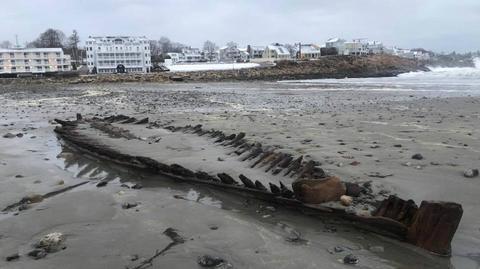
left=0, top=55, right=427, bottom=85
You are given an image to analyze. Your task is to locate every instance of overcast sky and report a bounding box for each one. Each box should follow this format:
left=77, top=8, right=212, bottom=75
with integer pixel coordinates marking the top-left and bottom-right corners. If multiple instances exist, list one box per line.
left=1, top=0, right=479, bottom=52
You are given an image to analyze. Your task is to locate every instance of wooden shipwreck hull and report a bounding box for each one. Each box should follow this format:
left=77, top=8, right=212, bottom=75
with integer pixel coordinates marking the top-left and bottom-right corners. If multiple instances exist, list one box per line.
left=54, top=114, right=463, bottom=257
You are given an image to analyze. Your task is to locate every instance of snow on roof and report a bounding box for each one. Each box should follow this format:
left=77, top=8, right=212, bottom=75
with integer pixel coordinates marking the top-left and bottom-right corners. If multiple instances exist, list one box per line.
left=266, top=44, right=290, bottom=55
left=249, top=45, right=265, bottom=50
left=300, top=44, right=320, bottom=54
left=326, top=38, right=345, bottom=43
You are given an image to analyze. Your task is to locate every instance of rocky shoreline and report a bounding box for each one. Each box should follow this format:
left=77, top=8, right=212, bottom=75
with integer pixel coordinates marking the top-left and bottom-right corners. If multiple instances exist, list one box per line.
left=0, top=54, right=427, bottom=85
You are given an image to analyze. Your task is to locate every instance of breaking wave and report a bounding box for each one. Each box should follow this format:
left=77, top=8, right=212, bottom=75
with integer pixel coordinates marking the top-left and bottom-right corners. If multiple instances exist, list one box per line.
left=399, top=57, right=480, bottom=80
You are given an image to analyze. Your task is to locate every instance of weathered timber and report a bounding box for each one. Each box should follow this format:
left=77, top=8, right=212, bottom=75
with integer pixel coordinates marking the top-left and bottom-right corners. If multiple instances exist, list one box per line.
left=52, top=115, right=464, bottom=256
left=407, top=201, right=463, bottom=256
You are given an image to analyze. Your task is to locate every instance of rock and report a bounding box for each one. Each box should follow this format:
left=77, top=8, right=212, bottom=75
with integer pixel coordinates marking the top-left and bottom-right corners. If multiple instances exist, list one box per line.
left=343, top=254, right=359, bottom=264
left=333, top=246, right=345, bottom=253
left=35, top=232, right=65, bottom=253
left=15, top=174, right=24, bottom=178
left=411, top=153, right=424, bottom=160
left=16, top=133, right=23, bottom=138
left=96, top=180, right=108, bottom=187
left=28, top=249, right=47, bottom=260
left=57, top=180, right=65, bottom=185
left=292, top=176, right=346, bottom=204
left=197, top=255, right=226, bottom=267
left=5, top=253, right=20, bottom=262
left=340, top=195, right=353, bottom=206
left=122, top=202, right=138, bottom=209
left=345, top=182, right=362, bottom=197
left=393, top=144, right=402, bottom=148
left=3, top=133, right=16, bottom=138
left=217, top=157, right=224, bottom=161
left=131, top=183, right=143, bottom=189
left=463, top=169, right=479, bottom=178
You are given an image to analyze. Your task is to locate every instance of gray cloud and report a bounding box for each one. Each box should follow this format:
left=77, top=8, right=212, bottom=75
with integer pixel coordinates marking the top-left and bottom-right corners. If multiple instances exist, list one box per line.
left=1, top=0, right=479, bottom=52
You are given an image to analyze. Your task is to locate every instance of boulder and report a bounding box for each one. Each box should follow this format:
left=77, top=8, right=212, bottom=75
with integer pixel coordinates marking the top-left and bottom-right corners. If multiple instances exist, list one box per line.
left=292, top=176, right=346, bottom=204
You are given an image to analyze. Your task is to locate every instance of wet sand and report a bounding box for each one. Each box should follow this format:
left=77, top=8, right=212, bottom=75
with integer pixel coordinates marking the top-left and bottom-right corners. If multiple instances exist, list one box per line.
left=0, top=82, right=479, bottom=268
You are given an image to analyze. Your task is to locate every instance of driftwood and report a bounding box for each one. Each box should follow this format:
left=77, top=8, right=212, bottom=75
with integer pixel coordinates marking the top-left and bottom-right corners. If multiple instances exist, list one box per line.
left=53, top=115, right=463, bottom=256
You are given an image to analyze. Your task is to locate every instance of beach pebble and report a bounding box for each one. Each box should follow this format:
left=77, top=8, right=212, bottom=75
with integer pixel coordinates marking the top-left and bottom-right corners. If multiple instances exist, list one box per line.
left=96, top=180, right=108, bottom=187
left=131, top=183, right=143, bottom=189
left=5, top=253, right=20, bottom=262
left=28, top=249, right=47, bottom=260
left=122, top=202, right=138, bottom=209
left=35, top=232, right=66, bottom=253
left=343, top=254, right=359, bottom=264
left=345, top=183, right=362, bottom=197
left=197, top=255, right=226, bottom=267
left=411, top=153, right=424, bottom=160
left=3, top=133, right=16, bottom=138
left=340, top=195, right=353, bottom=206
left=463, top=169, right=479, bottom=178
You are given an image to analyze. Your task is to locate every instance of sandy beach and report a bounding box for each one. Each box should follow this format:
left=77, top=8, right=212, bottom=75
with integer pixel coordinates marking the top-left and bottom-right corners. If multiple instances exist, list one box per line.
left=0, top=78, right=479, bottom=268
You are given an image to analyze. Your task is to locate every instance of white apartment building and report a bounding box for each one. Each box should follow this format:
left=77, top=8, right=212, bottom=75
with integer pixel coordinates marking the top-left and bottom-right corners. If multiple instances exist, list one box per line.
left=0, top=48, right=71, bottom=75
left=85, top=36, right=152, bottom=74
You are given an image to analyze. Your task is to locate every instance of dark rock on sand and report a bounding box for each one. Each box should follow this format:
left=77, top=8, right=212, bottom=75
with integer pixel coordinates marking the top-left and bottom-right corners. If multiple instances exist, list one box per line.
left=3, top=133, right=16, bottom=138
left=131, top=183, right=143, bottom=189
left=96, top=180, right=108, bottom=187
left=343, top=254, right=359, bottom=264
left=197, top=255, right=226, bottom=267
left=28, top=249, right=47, bottom=260
left=345, top=182, right=362, bottom=197
left=122, top=202, right=138, bottom=209
left=5, top=253, right=20, bottom=262
left=411, top=153, right=424, bottom=160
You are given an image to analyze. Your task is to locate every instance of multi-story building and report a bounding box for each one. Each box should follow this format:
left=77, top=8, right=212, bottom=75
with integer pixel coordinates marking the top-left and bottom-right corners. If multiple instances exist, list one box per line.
left=85, top=36, right=152, bottom=74
left=0, top=48, right=71, bottom=75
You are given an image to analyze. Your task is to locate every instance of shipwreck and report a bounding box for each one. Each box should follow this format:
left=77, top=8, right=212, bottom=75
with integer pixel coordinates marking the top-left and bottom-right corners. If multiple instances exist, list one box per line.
left=53, top=114, right=463, bottom=257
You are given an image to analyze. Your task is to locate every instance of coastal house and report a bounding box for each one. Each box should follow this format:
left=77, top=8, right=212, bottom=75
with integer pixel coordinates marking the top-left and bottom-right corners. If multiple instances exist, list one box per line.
left=181, top=47, right=204, bottom=62
left=85, top=36, right=152, bottom=74
left=166, top=52, right=185, bottom=64
left=343, top=40, right=369, bottom=56
left=325, top=38, right=346, bottom=55
left=366, top=41, right=384, bottom=54
left=262, top=43, right=291, bottom=61
left=388, top=47, right=430, bottom=61
left=247, top=45, right=265, bottom=59
left=0, top=47, right=71, bottom=76
left=219, top=44, right=249, bottom=62
left=203, top=50, right=219, bottom=62
left=298, top=44, right=321, bottom=60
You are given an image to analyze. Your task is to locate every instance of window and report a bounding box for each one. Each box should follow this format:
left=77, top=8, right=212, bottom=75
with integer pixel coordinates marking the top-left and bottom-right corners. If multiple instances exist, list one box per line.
left=24, top=60, right=29, bottom=64
left=10, top=53, right=14, bottom=57
left=10, top=60, right=15, bottom=65
left=36, top=52, right=41, bottom=56
left=11, top=67, right=16, bottom=71
left=36, top=66, right=42, bottom=71
left=56, top=53, right=60, bottom=57
left=25, top=66, right=30, bottom=71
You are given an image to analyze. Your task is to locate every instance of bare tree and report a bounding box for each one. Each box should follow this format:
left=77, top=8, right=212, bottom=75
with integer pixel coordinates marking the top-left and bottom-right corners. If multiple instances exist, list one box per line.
left=67, top=30, right=81, bottom=65
left=203, top=40, right=218, bottom=61
left=149, top=40, right=162, bottom=63
left=0, top=40, right=12, bottom=49
left=158, top=36, right=172, bottom=53
left=226, top=41, right=238, bottom=48
left=28, top=29, right=66, bottom=48
left=284, top=43, right=297, bottom=58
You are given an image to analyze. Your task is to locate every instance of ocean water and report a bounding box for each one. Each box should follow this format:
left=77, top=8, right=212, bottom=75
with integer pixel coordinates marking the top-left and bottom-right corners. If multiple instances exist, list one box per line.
left=279, top=58, right=480, bottom=96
